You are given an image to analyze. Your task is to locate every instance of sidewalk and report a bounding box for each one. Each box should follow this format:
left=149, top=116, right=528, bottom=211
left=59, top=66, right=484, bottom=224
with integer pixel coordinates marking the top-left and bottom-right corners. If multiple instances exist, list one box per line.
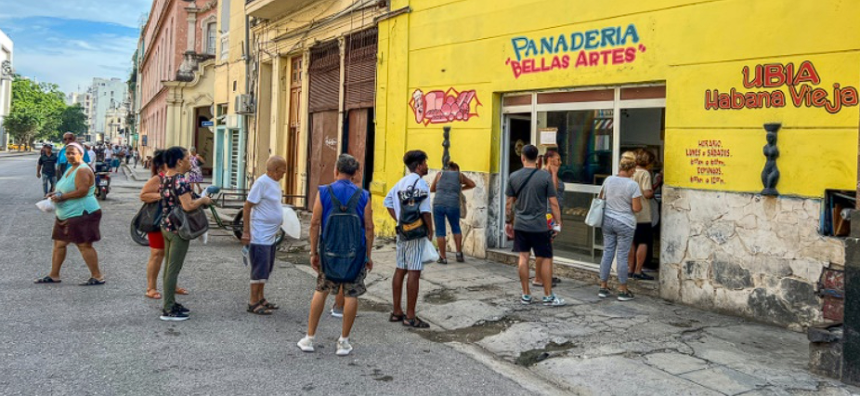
left=288, top=244, right=857, bottom=396
left=0, top=150, right=36, bottom=158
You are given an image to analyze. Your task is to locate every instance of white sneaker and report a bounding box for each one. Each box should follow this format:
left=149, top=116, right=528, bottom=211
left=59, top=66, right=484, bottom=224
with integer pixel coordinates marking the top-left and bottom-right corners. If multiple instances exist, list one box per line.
left=336, top=337, right=353, bottom=356
left=297, top=336, right=315, bottom=352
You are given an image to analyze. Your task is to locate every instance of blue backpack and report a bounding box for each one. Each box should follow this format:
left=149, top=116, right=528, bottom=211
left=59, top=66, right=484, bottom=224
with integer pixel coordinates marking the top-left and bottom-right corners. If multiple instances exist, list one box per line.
left=320, top=185, right=365, bottom=283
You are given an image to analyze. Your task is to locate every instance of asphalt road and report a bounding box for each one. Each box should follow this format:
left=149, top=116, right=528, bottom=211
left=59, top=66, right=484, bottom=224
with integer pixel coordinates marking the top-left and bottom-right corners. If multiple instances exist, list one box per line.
left=0, top=155, right=530, bottom=396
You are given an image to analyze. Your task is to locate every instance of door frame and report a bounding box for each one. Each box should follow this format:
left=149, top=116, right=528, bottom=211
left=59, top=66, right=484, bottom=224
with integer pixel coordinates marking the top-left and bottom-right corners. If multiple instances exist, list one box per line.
left=498, top=84, right=666, bottom=267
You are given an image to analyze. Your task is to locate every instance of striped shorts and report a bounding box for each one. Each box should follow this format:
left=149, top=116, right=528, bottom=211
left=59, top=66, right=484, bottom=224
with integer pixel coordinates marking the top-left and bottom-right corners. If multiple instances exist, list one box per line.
left=396, top=237, right=424, bottom=271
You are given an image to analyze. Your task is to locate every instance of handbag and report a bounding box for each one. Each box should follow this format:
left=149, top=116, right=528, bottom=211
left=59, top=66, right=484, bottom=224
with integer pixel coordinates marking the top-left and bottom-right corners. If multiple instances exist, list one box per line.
left=584, top=184, right=606, bottom=228
left=167, top=181, right=209, bottom=240
left=133, top=201, right=162, bottom=233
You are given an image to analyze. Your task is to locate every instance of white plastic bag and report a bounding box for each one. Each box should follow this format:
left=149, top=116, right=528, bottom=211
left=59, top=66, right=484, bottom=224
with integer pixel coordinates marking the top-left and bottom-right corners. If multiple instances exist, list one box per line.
left=36, top=199, right=55, bottom=213
left=201, top=231, right=209, bottom=244
left=421, top=238, right=439, bottom=263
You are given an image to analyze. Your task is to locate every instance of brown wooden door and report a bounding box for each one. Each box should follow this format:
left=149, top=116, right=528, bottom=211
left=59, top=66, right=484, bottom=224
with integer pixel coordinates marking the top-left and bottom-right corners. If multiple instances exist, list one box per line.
left=307, top=111, right=339, bottom=206
left=347, top=108, right=368, bottom=175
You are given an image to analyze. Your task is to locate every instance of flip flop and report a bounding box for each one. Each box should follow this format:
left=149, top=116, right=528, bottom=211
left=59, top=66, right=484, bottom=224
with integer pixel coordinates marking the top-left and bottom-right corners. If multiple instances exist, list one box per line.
left=145, top=289, right=162, bottom=299
left=175, top=288, right=189, bottom=295
left=34, top=276, right=60, bottom=284
left=79, top=278, right=106, bottom=286
left=389, top=312, right=405, bottom=322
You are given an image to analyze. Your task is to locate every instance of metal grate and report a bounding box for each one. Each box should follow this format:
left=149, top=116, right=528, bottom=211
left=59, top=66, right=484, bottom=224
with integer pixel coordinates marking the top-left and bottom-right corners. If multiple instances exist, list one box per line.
left=308, top=40, right=340, bottom=113
left=345, top=27, right=377, bottom=110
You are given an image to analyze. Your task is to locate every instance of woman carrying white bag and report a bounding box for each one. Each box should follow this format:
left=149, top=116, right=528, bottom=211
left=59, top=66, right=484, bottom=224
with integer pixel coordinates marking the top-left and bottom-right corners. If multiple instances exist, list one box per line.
left=586, top=155, right=642, bottom=302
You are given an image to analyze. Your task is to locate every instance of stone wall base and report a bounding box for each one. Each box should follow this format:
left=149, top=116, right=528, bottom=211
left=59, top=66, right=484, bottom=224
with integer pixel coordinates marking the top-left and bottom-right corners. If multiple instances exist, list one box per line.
left=660, top=187, right=845, bottom=330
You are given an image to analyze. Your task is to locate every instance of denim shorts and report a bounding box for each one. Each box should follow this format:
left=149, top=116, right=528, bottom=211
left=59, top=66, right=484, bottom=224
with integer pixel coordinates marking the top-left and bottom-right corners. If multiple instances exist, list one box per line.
left=433, top=206, right=461, bottom=237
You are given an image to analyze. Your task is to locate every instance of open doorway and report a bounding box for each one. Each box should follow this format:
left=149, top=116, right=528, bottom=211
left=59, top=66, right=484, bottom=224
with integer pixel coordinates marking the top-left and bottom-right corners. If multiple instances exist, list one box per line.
left=194, top=107, right=214, bottom=176
left=507, top=114, right=531, bottom=174
left=620, top=107, right=665, bottom=271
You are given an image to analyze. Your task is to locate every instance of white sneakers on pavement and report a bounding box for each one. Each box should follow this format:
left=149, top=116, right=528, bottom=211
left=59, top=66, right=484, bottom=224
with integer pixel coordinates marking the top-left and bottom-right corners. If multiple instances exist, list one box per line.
left=336, top=337, right=353, bottom=356
left=298, top=335, right=353, bottom=356
left=297, top=335, right=315, bottom=352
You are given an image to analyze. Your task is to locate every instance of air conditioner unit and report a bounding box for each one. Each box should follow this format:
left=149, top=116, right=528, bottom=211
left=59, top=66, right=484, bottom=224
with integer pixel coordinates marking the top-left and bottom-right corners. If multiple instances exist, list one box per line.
left=225, top=114, right=240, bottom=129
left=235, top=94, right=254, bottom=115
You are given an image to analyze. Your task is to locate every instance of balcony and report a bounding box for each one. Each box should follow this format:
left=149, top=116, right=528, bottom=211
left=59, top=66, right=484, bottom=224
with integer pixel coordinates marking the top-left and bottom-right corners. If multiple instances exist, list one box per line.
left=246, top=0, right=317, bottom=20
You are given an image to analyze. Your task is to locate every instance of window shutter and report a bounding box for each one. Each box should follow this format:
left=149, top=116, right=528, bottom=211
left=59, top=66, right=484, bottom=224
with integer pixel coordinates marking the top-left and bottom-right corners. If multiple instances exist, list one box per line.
left=308, top=40, right=340, bottom=113
left=344, top=28, right=377, bottom=110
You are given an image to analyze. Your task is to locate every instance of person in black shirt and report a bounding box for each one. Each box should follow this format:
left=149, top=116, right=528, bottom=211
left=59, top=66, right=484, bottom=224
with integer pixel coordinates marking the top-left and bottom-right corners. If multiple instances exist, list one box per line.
left=37, top=144, right=59, bottom=196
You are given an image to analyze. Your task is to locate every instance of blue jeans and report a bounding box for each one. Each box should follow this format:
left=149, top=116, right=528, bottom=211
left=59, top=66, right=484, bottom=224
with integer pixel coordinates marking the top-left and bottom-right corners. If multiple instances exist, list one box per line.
left=433, top=206, right=461, bottom=238
left=41, top=174, right=57, bottom=196
left=599, top=216, right=634, bottom=285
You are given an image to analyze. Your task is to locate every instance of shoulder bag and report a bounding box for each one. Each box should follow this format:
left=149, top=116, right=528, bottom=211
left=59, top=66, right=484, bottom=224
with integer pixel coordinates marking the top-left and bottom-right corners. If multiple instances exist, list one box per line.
left=584, top=183, right=606, bottom=228
left=167, top=180, right=210, bottom=240
left=133, top=201, right=162, bottom=233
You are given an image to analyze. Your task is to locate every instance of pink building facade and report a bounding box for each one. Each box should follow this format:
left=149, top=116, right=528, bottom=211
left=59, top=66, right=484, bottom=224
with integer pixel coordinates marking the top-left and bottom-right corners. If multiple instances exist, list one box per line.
left=139, top=0, right=218, bottom=157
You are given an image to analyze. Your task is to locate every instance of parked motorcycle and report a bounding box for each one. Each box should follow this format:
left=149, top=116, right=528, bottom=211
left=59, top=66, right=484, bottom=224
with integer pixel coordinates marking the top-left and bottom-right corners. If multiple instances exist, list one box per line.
left=94, top=162, right=111, bottom=200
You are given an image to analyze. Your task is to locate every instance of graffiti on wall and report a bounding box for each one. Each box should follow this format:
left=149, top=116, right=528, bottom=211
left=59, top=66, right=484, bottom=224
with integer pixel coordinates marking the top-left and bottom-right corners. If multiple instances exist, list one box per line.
left=505, top=24, right=646, bottom=79
left=409, top=88, right=481, bottom=125
left=705, top=61, right=859, bottom=114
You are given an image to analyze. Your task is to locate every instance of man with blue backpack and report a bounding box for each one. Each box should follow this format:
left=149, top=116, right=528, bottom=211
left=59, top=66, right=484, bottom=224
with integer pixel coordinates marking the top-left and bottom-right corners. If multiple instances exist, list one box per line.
left=298, top=154, right=374, bottom=356
left=384, top=150, right=434, bottom=329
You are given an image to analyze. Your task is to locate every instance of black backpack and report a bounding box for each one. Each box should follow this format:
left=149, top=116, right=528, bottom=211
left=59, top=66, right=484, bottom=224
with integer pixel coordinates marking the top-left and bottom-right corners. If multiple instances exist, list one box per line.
left=396, top=178, right=428, bottom=241
left=320, top=185, right=365, bottom=283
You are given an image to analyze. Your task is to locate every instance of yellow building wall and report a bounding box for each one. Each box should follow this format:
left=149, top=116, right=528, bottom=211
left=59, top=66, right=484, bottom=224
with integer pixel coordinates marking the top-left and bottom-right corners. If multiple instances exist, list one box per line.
left=374, top=0, right=860, bottom=231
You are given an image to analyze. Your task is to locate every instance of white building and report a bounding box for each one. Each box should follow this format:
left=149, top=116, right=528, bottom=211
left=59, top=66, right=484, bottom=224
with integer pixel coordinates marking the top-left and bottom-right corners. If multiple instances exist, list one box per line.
left=0, top=29, right=13, bottom=150
left=104, top=103, right=129, bottom=145
left=67, top=91, right=94, bottom=138
left=89, top=77, right=128, bottom=140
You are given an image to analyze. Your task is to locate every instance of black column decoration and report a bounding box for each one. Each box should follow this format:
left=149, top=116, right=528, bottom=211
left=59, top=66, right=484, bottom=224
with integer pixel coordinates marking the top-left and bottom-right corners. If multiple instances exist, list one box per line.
left=761, top=123, right=781, bottom=196
left=442, top=126, right=451, bottom=170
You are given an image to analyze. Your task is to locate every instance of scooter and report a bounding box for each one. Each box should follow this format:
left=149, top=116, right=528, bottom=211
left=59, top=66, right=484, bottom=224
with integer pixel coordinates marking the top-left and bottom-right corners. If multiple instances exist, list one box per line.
left=94, top=162, right=111, bottom=200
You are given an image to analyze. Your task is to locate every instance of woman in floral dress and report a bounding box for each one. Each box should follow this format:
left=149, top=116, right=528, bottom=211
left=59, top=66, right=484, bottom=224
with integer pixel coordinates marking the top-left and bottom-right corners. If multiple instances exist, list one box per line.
left=187, top=146, right=205, bottom=194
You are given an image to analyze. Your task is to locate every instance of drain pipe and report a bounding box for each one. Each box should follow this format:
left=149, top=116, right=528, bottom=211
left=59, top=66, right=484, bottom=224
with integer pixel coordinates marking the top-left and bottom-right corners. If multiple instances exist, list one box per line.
left=243, top=13, right=252, bottom=188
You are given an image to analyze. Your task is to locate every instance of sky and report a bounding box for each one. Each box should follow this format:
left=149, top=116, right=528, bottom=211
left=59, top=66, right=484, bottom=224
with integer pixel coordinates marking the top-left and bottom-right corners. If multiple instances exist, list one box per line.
left=0, top=0, right=151, bottom=96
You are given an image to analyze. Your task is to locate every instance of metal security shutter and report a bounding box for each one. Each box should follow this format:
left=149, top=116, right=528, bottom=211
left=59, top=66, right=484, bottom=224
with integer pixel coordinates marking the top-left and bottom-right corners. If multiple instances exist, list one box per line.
left=345, top=28, right=377, bottom=110
left=308, top=40, right=340, bottom=113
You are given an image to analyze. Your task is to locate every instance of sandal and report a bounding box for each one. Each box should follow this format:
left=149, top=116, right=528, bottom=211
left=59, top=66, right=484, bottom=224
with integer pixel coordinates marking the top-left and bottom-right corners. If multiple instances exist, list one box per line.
left=175, top=288, right=189, bottom=295
left=436, top=258, right=448, bottom=265
left=34, top=276, right=60, bottom=284
left=247, top=301, right=273, bottom=315
left=389, top=312, right=406, bottom=322
left=403, top=316, right=430, bottom=329
left=260, top=299, right=279, bottom=310
left=145, top=289, right=162, bottom=299
left=79, top=278, right=106, bottom=286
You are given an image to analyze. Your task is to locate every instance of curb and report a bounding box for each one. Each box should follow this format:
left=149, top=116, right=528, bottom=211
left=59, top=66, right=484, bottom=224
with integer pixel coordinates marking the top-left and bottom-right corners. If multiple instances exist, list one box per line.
left=0, top=151, right=37, bottom=159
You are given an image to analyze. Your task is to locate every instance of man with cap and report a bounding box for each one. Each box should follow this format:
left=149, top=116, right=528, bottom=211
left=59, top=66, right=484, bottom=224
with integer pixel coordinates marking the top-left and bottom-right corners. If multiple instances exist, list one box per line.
left=56, top=132, right=90, bottom=177
left=37, top=143, right=58, bottom=196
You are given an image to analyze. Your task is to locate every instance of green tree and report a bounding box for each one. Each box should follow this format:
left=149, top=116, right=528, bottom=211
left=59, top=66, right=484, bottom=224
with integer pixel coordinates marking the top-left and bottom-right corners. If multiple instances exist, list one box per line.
left=2, top=76, right=69, bottom=145
left=60, top=103, right=88, bottom=136
left=2, top=107, right=40, bottom=147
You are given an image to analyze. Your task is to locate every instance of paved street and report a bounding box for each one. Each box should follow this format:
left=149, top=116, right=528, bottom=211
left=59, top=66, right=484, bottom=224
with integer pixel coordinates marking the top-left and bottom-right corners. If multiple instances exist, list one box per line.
left=2, top=154, right=860, bottom=396
left=0, top=156, right=530, bottom=396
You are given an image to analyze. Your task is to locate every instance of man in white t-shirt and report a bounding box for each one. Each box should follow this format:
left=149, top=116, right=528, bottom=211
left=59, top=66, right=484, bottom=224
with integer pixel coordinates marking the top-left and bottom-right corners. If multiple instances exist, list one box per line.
left=85, top=143, right=97, bottom=170
left=241, top=156, right=287, bottom=315
left=383, top=150, right=433, bottom=329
